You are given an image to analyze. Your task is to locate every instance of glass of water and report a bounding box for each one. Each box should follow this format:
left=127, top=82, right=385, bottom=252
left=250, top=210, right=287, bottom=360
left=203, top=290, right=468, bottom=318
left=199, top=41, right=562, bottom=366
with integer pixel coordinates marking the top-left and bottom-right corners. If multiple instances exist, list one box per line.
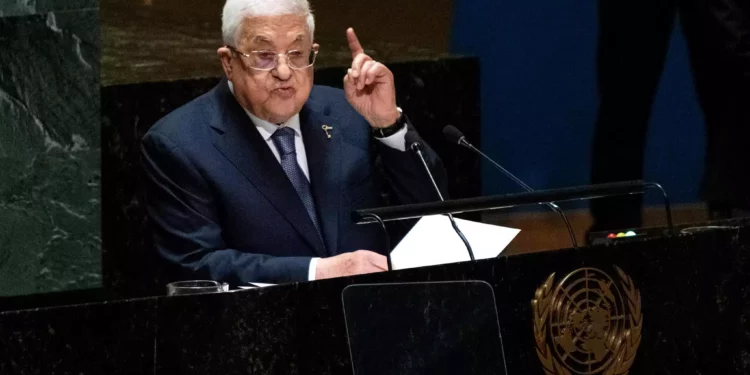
left=166, top=280, right=229, bottom=296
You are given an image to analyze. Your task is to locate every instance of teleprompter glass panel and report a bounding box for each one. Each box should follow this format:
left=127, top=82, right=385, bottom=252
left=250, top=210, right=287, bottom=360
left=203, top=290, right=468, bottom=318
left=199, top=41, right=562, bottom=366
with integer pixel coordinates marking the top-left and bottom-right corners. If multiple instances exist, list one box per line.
left=342, top=281, right=507, bottom=375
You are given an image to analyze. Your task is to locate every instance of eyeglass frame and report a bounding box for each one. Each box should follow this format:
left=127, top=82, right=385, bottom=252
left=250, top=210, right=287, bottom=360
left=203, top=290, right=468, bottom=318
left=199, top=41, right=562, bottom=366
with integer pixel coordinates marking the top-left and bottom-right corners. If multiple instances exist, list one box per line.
left=227, top=45, right=320, bottom=71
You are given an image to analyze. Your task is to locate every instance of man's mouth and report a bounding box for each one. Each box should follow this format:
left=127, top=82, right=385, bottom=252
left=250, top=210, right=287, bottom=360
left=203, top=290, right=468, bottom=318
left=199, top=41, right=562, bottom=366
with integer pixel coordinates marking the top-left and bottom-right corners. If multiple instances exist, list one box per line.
left=273, top=87, right=296, bottom=98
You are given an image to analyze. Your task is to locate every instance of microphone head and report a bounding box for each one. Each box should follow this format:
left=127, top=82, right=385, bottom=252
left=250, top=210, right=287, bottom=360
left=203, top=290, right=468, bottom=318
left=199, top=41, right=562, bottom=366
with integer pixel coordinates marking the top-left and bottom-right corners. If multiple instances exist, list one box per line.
left=443, top=125, right=466, bottom=145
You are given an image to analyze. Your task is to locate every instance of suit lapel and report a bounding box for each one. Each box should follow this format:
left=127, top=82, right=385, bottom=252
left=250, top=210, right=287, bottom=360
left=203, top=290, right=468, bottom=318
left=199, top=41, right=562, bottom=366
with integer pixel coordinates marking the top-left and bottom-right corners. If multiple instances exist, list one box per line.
left=208, top=80, right=327, bottom=257
left=300, top=99, right=342, bottom=257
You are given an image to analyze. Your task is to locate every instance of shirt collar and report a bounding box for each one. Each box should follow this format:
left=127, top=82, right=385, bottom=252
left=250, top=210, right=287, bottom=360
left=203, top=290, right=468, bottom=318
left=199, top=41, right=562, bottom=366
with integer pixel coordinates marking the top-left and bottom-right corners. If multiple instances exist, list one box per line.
left=245, top=110, right=301, bottom=141
left=228, top=80, right=302, bottom=141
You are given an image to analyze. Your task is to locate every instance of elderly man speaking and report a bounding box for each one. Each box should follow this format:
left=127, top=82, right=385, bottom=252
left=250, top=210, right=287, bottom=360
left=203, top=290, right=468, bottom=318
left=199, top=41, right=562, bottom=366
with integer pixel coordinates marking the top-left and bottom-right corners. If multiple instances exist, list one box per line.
left=141, top=0, right=446, bottom=285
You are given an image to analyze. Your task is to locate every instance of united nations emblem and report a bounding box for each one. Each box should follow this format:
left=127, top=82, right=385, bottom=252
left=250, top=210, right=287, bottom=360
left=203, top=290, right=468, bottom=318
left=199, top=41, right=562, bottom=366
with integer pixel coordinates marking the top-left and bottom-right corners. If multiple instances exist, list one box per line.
left=532, top=267, right=642, bottom=375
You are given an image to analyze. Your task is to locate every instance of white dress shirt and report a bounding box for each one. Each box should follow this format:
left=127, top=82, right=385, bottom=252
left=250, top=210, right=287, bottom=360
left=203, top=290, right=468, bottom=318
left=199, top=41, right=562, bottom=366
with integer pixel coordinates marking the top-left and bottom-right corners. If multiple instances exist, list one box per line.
left=230, top=82, right=407, bottom=280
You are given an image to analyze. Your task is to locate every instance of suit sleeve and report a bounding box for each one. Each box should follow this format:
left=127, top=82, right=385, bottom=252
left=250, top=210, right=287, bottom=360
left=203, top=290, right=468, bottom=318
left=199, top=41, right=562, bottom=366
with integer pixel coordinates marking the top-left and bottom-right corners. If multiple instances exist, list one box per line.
left=375, top=124, right=449, bottom=205
left=141, top=131, right=312, bottom=285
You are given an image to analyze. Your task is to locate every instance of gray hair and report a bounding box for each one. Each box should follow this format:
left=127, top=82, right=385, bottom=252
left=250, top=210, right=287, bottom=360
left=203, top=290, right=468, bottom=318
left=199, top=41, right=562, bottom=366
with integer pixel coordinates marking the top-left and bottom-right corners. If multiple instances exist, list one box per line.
left=221, top=0, right=315, bottom=46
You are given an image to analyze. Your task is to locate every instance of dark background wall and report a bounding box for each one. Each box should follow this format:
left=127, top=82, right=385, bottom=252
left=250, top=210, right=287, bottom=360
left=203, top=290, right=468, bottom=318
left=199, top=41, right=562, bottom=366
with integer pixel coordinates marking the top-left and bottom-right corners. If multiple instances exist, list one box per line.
left=451, top=0, right=705, bottom=206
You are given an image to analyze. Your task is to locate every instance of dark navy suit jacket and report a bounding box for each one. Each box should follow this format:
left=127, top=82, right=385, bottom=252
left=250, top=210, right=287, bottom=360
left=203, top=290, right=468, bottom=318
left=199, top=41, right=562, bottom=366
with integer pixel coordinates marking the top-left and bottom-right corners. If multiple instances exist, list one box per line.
left=141, top=79, right=446, bottom=284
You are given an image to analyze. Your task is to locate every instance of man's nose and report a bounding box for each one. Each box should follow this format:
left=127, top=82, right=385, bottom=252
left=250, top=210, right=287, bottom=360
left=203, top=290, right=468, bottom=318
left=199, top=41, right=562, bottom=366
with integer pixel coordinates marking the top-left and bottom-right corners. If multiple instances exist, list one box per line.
left=272, top=56, right=292, bottom=80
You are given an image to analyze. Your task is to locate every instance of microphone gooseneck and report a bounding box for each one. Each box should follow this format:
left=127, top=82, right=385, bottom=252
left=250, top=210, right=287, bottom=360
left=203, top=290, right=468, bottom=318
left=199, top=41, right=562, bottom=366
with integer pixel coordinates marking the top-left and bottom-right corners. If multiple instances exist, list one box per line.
left=444, top=125, right=579, bottom=248
left=361, top=213, right=392, bottom=271
left=407, top=133, right=476, bottom=261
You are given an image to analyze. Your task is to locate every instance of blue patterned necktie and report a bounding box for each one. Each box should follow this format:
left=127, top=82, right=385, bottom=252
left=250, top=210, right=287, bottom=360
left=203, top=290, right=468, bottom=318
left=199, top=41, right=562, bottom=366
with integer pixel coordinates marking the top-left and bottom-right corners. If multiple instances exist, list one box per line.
left=270, top=127, right=325, bottom=246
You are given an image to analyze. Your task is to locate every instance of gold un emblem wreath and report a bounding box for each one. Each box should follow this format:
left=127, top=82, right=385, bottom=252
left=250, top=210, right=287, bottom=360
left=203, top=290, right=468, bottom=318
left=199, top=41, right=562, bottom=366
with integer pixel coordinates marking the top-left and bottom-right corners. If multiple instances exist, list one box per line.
left=532, top=267, right=643, bottom=375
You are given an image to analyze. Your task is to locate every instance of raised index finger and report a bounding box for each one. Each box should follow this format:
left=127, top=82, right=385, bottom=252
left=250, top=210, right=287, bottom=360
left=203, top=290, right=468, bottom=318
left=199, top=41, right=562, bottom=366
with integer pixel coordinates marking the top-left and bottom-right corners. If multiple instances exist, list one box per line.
left=346, top=27, right=364, bottom=58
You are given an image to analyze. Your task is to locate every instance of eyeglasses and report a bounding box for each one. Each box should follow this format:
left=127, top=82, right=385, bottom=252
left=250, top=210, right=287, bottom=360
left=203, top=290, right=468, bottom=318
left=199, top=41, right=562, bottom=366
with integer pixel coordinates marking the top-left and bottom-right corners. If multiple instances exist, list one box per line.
left=228, top=45, right=319, bottom=71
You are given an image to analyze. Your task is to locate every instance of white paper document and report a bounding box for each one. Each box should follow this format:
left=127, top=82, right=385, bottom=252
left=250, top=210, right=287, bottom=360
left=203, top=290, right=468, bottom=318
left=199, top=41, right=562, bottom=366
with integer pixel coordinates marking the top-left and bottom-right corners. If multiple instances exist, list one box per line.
left=390, top=215, right=520, bottom=270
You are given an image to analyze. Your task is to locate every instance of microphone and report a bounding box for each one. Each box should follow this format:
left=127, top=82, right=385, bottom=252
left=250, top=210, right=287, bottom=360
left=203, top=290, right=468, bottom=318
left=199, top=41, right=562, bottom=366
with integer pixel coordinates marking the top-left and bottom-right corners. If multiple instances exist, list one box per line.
left=443, top=125, right=579, bottom=248
left=406, top=132, right=476, bottom=261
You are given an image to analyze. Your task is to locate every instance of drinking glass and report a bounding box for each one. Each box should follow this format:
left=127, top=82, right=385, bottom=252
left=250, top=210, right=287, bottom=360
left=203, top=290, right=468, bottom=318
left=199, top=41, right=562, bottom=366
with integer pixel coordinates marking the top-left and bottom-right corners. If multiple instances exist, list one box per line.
left=166, top=280, right=229, bottom=296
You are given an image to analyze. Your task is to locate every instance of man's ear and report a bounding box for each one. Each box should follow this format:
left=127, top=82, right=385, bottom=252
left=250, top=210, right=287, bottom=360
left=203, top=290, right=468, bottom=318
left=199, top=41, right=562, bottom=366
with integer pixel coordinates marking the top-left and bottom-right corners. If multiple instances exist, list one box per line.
left=217, top=47, right=234, bottom=79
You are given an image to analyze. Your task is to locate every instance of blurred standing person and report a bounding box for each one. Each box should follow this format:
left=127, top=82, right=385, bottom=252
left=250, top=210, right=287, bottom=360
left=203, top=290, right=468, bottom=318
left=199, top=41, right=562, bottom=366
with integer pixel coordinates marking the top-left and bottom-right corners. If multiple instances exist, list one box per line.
left=590, top=0, right=750, bottom=234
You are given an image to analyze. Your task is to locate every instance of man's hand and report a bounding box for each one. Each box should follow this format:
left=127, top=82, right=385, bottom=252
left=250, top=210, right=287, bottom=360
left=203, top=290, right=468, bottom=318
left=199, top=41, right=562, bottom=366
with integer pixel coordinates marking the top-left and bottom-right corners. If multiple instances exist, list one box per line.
left=315, top=250, right=388, bottom=280
left=343, top=28, right=400, bottom=129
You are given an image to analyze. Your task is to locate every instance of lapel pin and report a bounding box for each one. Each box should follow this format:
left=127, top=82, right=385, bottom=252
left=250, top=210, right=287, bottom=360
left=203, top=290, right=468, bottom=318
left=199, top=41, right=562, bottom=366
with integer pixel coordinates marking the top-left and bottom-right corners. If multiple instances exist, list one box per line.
left=322, top=125, right=333, bottom=139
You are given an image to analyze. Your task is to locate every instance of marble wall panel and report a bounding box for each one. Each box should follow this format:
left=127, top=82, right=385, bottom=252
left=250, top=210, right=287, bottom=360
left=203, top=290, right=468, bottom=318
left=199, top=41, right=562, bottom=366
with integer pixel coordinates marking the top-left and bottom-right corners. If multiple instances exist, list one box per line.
left=0, top=0, right=97, bottom=17
left=0, top=8, right=100, bottom=296
left=100, top=0, right=454, bottom=85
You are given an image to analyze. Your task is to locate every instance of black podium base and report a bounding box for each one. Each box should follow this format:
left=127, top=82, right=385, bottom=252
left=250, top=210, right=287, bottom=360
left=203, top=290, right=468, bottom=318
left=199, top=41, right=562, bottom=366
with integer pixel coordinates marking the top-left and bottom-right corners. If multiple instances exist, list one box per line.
left=2, top=219, right=750, bottom=374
